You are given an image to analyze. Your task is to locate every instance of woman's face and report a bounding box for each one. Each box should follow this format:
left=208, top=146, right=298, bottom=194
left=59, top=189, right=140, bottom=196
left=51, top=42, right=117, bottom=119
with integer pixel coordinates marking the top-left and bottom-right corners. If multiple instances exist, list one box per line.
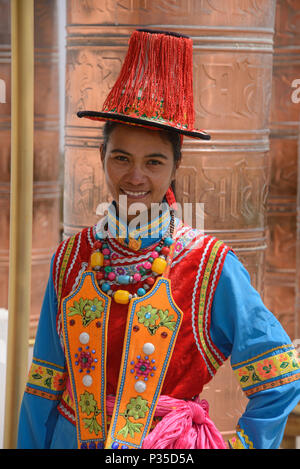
left=100, top=124, right=179, bottom=220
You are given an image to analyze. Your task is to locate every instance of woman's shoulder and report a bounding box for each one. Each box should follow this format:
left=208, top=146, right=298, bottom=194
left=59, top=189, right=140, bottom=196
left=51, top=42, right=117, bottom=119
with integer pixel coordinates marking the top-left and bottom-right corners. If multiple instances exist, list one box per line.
left=173, top=218, right=238, bottom=263
left=51, top=225, right=96, bottom=291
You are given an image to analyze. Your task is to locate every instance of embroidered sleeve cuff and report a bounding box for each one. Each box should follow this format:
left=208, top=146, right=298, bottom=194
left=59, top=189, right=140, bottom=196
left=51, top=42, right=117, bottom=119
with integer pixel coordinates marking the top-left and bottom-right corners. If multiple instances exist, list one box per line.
left=232, top=344, right=300, bottom=397
left=25, top=357, right=67, bottom=401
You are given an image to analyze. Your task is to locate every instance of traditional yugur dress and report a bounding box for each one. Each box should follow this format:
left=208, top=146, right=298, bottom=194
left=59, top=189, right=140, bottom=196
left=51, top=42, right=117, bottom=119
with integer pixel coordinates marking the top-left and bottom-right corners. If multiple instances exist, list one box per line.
left=17, top=203, right=300, bottom=449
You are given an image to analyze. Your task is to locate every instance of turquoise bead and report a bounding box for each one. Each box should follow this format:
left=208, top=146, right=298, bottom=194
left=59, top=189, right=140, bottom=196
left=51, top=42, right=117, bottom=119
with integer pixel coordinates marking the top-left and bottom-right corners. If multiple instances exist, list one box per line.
left=137, top=288, right=146, bottom=296
left=101, top=282, right=110, bottom=292
left=155, top=246, right=161, bottom=252
left=148, top=257, right=154, bottom=263
left=117, top=275, right=130, bottom=284
left=164, top=237, right=174, bottom=246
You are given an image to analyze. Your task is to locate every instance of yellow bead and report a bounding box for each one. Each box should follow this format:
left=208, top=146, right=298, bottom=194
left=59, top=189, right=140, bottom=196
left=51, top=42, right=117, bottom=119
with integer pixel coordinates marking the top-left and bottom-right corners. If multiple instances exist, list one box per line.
left=151, top=257, right=167, bottom=275
left=90, top=251, right=104, bottom=268
left=114, top=290, right=130, bottom=304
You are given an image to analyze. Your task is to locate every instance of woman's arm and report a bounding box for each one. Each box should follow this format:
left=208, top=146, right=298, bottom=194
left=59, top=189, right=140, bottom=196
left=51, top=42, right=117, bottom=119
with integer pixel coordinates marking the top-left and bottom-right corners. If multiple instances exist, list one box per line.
left=17, top=255, right=68, bottom=449
left=210, top=250, right=300, bottom=449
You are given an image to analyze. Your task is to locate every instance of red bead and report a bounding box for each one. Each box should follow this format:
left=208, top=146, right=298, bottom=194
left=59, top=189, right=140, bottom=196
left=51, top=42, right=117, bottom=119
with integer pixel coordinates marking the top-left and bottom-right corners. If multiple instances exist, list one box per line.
left=161, top=247, right=170, bottom=256
left=146, top=276, right=155, bottom=286
left=93, top=241, right=102, bottom=250
left=103, top=259, right=111, bottom=266
left=161, top=332, right=168, bottom=338
left=133, top=325, right=140, bottom=332
left=96, top=271, right=104, bottom=281
left=96, top=321, right=101, bottom=328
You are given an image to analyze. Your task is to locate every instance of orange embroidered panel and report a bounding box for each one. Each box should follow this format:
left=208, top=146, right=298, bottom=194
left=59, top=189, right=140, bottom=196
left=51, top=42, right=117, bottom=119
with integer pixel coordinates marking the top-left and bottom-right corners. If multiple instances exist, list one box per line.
left=62, top=271, right=111, bottom=449
left=105, top=277, right=183, bottom=449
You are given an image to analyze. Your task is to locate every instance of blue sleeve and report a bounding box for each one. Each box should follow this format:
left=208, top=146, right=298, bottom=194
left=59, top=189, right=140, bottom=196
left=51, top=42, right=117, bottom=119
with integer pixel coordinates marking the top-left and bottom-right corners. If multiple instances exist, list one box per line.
left=17, top=255, right=67, bottom=449
left=210, top=250, right=300, bottom=449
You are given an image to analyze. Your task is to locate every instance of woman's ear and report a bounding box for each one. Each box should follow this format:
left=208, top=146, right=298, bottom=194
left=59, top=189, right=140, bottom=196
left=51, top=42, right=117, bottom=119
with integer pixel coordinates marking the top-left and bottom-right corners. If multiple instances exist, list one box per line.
left=100, top=143, right=105, bottom=167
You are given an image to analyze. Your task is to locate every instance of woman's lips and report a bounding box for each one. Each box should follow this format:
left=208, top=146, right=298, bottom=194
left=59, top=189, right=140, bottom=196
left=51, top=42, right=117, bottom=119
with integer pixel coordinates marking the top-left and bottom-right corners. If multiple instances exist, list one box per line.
left=120, top=188, right=150, bottom=199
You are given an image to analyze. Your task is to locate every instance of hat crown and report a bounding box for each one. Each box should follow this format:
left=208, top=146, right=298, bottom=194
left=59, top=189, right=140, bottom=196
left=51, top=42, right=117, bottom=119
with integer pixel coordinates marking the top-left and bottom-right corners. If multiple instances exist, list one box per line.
left=102, top=29, right=195, bottom=130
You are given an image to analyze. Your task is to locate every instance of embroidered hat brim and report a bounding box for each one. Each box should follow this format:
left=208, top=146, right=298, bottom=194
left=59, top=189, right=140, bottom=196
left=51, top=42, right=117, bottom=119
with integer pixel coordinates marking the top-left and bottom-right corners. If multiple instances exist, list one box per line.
left=77, top=29, right=211, bottom=141
left=77, top=110, right=211, bottom=140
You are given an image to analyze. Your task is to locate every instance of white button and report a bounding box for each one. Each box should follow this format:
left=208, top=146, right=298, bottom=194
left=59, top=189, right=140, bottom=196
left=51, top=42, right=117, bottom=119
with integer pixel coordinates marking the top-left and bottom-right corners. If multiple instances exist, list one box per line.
left=82, top=375, right=93, bottom=387
left=143, top=343, right=155, bottom=355
left=135, top=380, right=146, bottom=393
left=79, top=332, right=90, bottom=345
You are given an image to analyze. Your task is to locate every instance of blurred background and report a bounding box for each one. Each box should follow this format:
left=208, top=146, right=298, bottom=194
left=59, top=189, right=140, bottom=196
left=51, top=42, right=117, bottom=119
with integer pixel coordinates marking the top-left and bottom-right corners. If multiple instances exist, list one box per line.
left=0, top=0, right=300, bottom=449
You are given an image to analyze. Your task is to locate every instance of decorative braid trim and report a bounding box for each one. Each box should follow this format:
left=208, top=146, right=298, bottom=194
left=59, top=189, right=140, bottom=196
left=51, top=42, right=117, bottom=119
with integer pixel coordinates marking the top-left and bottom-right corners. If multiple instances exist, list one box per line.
left=191, top=237, right=230, bottom=376
left=232, top=345, right=300, bottom=397
left=228, top=426, right=254, bottom=449
left=25, top=358, right=67, bottom=399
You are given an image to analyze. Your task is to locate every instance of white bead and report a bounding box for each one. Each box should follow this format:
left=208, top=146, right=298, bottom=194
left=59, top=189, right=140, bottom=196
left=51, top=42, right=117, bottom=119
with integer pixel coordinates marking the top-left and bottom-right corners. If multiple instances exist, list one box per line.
left=143, top=343, right=155, bottom=355
left=135, top=380, right=146, bottom=393
left=79, top=332, right=90, bottom=345
left=82, top=374, right=93, bottom=387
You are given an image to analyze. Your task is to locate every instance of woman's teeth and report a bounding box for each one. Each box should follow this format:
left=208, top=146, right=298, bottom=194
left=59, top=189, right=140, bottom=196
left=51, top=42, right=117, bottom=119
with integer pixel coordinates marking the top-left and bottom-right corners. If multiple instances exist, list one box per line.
left=122, top=189, right=149, bottom=197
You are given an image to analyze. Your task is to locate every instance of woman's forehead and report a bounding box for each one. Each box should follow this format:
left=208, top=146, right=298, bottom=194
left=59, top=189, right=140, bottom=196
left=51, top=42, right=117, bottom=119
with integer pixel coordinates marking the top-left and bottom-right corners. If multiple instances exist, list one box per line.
left=107, top=123, right=173, bottom=151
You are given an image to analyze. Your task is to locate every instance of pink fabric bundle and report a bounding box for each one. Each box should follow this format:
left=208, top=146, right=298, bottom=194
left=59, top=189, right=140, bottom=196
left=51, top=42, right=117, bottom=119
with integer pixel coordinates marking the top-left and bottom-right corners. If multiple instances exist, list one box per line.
left=106, top=394, right=227, bottom=449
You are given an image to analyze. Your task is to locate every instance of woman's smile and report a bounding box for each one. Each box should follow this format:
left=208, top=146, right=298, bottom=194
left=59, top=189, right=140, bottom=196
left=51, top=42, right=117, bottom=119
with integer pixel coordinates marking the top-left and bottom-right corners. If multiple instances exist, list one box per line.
left=120, top=188, right=151, bottom=200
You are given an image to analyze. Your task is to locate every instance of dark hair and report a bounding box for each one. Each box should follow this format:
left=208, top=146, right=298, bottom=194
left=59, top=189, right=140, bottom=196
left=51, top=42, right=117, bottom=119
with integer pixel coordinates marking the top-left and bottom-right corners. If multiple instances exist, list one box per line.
left=102, top=120, right=182, bottom=196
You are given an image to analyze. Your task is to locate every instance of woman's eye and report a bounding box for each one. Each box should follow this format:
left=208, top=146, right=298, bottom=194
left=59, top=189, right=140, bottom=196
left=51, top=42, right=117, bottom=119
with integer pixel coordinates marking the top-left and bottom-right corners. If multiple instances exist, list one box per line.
left=115, top=155, right=128, bottom=162
left=148, top=159, right=162, bottom=166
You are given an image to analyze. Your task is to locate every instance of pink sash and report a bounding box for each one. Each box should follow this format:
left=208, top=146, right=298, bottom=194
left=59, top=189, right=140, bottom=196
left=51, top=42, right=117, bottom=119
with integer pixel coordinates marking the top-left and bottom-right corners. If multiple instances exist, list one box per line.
left=107, top=394, right=227, bottom=449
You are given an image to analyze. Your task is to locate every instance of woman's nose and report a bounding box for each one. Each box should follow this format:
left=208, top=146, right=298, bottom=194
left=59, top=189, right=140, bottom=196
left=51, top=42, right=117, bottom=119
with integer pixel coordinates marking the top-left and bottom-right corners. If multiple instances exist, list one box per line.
left=126, top=164, right=147, bottom=185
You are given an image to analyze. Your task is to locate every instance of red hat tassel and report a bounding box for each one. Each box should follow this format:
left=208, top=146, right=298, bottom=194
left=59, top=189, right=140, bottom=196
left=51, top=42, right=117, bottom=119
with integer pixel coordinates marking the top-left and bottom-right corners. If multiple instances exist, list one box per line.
left=166, top=186, right=177, bottom=210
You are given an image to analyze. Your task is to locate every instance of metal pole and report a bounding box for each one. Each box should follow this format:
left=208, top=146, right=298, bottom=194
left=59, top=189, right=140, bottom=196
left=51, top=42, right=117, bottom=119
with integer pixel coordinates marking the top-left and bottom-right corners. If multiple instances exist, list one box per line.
left=4, top=0, right=34, bottom=449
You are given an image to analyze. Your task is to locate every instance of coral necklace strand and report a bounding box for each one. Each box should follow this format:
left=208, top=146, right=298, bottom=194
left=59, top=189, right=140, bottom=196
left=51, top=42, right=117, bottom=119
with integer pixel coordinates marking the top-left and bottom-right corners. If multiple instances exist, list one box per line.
left=89, top=211, right=175, bottom=304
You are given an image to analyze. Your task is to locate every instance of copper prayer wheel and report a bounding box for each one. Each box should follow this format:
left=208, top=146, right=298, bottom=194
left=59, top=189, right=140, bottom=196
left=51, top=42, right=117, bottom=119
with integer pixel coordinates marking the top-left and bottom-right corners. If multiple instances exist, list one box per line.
left=64, top=0, right=278, bottom=437
left=264, top=0, right=300, bottom=342
left=0, top=0, right=61, bottom=339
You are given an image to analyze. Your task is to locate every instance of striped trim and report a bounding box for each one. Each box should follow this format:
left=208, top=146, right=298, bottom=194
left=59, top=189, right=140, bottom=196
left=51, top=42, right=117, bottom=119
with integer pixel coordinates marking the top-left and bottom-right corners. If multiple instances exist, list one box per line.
left=54, top=239, right=67, bottom=293
left=65, top=231, right=82, bottom=284
left=57, top=235, right=76, bottom=307
left=232, top=345, right=300, bottom=397
left=191, top=237, right=216, bottom=377
left=26, top=358, right=67, bottom=397
left=58, top=399, right=76, bottom=425
left=198, top=240, right=226, bottom=371
left=201, top=243, right=229, bottom=365
left=191, top=238, right=229, bottom=376
left=228, top=426, right=254, bottom=449
left=25, top=386, right=61, bottom=401
left=107, top=202, right=170, bottom=240
left=87, top=226, right=94, bottom=249
left=243, top=373, right=300, bottom=397
left=32, top=357, right=65, bottom=370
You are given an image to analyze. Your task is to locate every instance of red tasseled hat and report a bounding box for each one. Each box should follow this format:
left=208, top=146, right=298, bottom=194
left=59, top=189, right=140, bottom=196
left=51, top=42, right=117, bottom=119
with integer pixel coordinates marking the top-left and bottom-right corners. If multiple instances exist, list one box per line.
left=77, top=28, right=210, bottom=141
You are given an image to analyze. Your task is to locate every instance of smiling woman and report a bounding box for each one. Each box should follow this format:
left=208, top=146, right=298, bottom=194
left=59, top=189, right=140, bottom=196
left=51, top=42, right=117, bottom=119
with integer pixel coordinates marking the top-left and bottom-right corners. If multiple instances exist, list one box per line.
left=17, top=28, right=300, bottom=451
left=100, top=122, right=181, bottom=221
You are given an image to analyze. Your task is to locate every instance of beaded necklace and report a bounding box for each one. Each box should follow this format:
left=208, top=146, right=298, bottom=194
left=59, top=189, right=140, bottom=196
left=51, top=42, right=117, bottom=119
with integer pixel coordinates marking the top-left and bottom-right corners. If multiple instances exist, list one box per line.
left=90, top=211, right=175, bottom=304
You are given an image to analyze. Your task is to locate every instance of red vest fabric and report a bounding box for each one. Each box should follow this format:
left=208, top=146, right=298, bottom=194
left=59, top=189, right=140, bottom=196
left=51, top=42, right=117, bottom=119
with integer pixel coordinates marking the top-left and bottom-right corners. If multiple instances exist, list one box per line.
left=53, top=222, right=232, bottom=422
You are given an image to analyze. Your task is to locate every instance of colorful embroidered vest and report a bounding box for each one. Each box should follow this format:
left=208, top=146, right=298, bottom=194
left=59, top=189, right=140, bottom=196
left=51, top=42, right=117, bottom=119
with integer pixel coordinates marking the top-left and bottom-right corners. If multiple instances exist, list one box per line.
left=53, top=221, right=233, bottom=448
